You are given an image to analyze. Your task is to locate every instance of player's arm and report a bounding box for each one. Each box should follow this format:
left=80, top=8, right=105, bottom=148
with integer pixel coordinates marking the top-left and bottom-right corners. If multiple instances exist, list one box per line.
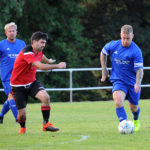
left=100, top=52, right=109, bottom=82
left=41, top=54, right=56, bottom=64
left=134, top=68, right=144, bottom=93
left=32, top=61, right=66, bottom=70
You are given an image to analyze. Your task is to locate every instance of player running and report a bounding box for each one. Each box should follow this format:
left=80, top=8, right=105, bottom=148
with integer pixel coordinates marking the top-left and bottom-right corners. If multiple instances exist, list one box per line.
left=100, top=25, right=144, bottom=132
left=0, top=22, right=26, bottom=123
left=10, top=31, right=66, bottom=134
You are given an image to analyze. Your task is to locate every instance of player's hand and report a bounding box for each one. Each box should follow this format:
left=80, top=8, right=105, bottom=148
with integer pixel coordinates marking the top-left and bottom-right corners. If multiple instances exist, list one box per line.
left=134, top=83, right=141, bottom=93
left=101, top=69, right=109, bottom=82
left=49, top=58, right=56, bottom=63
left=58, top=62, right=66, bottom=69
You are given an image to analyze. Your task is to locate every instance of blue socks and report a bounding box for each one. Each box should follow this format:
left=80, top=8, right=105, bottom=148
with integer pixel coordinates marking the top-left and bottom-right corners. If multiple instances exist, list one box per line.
left=116, top=107, right=127, bottom=122
left=116, top=107, right=140, bottom=122
left=8, top=99, right=18, bottom=121
left=132, top=107, right=140, bottom=120
left=0, top=99, right=18, bottom=121
left=0, top=100, right=10, bottom=117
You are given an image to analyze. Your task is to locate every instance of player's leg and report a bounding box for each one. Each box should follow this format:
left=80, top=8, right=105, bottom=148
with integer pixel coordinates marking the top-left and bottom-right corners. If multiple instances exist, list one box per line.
left=129, top=103, right=140, bottom=132
left=113, top=90, right=127, bottom=122
left=129, top=103, right=140, bottom=120
left=1, top=81, right=18, bottom=122
left=17, top=108, right=26, bottom=134
left=31, top=80, right=59, bottom=132
left=0, top=99, right=10, bottom=123
left=0, top=81, right=12, bottom=123
left=8, top=93, right=18, bottom=122
left=11, top=86, right=27, bottom=134
left=128, top=87, right=141, bottom=132
left=112, top=81, right=128, bottom=122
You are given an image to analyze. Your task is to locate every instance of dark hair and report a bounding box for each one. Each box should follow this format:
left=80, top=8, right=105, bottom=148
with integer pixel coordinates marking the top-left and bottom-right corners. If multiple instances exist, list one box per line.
left=31, top=31, right=48, bottom=43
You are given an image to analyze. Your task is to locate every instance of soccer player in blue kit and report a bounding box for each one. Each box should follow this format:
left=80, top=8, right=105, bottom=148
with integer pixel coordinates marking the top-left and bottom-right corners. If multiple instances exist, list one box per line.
left=100, top=25, right=144, bottom=132
left=0, top=22, right=26, bottom=123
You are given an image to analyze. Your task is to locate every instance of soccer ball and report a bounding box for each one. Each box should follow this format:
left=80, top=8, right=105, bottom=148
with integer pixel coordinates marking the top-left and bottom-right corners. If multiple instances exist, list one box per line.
left=118, top=120, right=135, bottom=134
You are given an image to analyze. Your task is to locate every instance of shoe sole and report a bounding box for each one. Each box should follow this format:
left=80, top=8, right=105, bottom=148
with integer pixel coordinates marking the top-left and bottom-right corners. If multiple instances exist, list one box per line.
left=43, top=127, right=59, bottom=132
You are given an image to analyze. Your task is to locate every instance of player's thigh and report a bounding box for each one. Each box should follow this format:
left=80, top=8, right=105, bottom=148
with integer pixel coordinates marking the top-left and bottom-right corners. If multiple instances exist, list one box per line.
left=112, top=81, right=127, bottom=106
left=127, top=86, right=140, bottom=105
left=11, top=87, right=28, bottom=110
left=29, top=80, right=50, bottom=103
left=113, top=90, right=126, bottom=102
left=35, top=90, right=50, bottom=103
left=2, top=80, right=11, bottom=96
left=127, top=86, right=140, bottom=112
left=2, top=81, right=14, bottom=100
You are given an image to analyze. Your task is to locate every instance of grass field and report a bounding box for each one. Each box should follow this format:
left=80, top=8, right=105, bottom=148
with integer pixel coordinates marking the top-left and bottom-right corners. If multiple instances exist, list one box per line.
left=0, top=100, right=150, bottom=150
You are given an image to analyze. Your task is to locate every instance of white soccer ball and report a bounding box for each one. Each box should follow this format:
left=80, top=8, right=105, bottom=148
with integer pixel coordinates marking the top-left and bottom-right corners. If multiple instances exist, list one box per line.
left=118, top=120, right=135, bottom=134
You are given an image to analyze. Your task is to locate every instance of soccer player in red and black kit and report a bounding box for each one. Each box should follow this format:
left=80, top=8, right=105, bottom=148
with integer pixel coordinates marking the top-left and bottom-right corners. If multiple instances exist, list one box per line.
left=10, top=31, right=66, bottom=134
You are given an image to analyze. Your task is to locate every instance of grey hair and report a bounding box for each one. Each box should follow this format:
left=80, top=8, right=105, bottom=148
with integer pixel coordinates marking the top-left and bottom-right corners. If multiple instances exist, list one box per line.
left=121, top=25, right=133, bottom=34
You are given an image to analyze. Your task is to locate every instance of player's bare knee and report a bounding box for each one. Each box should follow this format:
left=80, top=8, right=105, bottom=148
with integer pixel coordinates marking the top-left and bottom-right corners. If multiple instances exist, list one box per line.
left=130, top=106, right=138, bottom=112
left=41, top=93, right=50, bottom=104
left=18, top=113, right=26, bottom=121
left=115, top=101, right=124, bottom=107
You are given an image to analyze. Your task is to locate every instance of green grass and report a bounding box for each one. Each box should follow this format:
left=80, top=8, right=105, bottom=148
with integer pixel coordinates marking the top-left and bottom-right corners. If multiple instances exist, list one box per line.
left=0, top=100, right=150, bottom=150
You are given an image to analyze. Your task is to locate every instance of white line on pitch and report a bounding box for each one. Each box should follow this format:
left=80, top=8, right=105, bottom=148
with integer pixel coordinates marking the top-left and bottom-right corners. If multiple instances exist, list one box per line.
left=60, top=135, right=90, bottom=144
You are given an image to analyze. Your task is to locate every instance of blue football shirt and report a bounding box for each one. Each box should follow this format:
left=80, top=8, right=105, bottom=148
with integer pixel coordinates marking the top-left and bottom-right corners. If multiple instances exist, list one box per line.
left=0, top=39, right=26, bottom=82
left=102, top=40, right=143, bottom=86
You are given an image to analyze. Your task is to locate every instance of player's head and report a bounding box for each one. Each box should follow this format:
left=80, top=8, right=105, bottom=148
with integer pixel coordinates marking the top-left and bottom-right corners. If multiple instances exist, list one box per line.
left=4, top=22, right=17, bottom=42
left=31, top=31, right=48, bottom=52
left=120, top=25, right=134, bottom=47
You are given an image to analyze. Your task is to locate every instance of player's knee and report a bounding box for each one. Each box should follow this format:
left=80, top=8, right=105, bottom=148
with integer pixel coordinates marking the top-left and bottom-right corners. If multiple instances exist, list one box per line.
left=114, top=100, right=124, bottom=107
left=42, top=93, right=50, bottom=103
left=18, top=109, right=26, bottom=121
left=130, top=106, right=138, bottom=112
left=18, top=114, right=26, bottom=121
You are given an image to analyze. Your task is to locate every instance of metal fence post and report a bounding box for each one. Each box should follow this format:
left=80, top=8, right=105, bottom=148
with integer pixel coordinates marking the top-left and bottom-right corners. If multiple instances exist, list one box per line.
left=70, top=70, right=73, bottom=102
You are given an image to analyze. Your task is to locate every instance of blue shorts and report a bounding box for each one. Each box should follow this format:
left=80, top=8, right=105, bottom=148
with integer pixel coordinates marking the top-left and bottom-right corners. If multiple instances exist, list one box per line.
left=112, top=80, right=140, bottom=105
left=2, top=80, right=11, bottom=95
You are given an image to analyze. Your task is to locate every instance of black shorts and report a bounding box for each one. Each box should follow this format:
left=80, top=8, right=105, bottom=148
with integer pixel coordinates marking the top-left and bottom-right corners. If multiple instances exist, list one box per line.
left=11, top=80, right=45, bottom=109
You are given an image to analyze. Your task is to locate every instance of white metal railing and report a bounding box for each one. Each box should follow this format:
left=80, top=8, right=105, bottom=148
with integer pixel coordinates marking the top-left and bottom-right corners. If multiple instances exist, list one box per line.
left=1, top=67, right=150, bottom=102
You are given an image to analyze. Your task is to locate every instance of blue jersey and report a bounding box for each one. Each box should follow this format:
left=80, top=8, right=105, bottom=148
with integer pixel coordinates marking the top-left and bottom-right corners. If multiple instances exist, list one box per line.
left=0, top=39, right=26, bottom=82
left=102, top=40, right=143, bottom=86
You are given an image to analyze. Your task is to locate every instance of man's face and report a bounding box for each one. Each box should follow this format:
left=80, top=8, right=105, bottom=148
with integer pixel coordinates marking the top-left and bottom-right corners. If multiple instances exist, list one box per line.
left=120, top=32, right=134, bottom=47
left=33, top=39, right=46, bottom=52
left=5, top=26, right=17, bottom=42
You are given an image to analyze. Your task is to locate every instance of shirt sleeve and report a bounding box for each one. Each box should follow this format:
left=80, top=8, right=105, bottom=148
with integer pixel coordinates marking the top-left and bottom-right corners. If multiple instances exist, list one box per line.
left=23, top=41, right=26, bottom=47
left=24, top=52, right=43, bottom=64
left=101, top=41, right=112, bottom=56
left=134, top=49, right=143, bottom=69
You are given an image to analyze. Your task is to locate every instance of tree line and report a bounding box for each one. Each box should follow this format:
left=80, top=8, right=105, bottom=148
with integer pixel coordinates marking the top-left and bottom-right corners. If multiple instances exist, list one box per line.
left=0, top=0, right=150, bottom=103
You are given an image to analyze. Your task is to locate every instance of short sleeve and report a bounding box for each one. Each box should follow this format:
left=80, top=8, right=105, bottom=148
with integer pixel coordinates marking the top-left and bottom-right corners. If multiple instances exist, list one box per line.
left=101, top=41, right=112, bottom=56
left=134, top=49, right=143, bottom=69
left=24, top=51, right=43, bottom=64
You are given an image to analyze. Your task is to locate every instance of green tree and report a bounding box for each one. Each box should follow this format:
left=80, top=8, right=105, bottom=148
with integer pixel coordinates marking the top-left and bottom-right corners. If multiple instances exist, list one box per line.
left=0, top=0, right=24, bottom=103
left=14, top=0, right=93, bottom=102
left=0, top=0, right=24, bottom=39
left=82, top=0, right=150, bottom=99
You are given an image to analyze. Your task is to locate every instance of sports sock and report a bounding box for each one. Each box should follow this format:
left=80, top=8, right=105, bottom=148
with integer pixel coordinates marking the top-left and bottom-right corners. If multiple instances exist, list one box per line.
left=132, top=107, right=140, bottom=120
left=116, top=107, right=127, bottom=122
left=41, top=106, right=50, bottom=124
left=0, top=99, right=10, bottom=117
left=8, top=99, right=18, bottom=121
left=17, top=116, right=26, bottom=128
